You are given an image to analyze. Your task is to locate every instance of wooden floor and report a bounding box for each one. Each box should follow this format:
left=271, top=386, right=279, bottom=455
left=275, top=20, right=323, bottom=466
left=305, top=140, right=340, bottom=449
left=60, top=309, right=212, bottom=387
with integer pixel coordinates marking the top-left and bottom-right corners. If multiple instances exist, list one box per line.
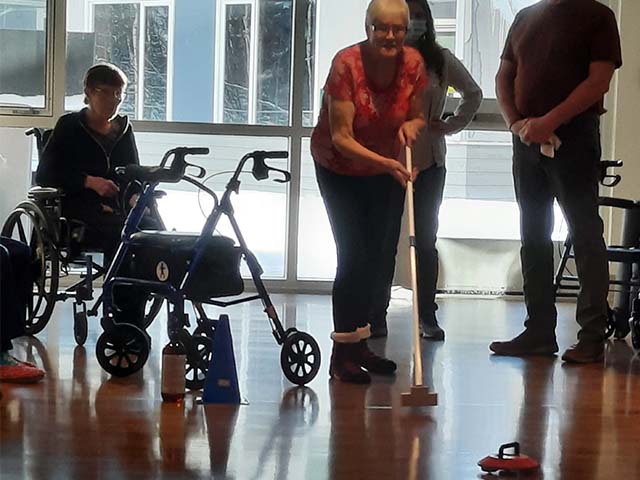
left=1, top=292, right=640, bottom=479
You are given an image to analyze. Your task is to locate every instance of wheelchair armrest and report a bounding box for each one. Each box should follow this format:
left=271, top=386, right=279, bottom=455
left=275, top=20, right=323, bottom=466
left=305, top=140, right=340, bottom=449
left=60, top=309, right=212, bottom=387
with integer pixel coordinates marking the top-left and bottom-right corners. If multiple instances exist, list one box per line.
left=598, top=196, right=640, bottom=210
left=27, top=186, right=65, bottom=201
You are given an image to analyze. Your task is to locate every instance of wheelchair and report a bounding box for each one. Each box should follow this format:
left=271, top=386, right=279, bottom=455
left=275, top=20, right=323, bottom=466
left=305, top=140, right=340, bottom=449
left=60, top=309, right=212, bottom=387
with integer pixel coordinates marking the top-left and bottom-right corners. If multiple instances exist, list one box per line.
left=554, top=160, right=640, bottom=348
left=0, top=128, right=165, bottom=346
left=95, top=147, right=321, bottom=388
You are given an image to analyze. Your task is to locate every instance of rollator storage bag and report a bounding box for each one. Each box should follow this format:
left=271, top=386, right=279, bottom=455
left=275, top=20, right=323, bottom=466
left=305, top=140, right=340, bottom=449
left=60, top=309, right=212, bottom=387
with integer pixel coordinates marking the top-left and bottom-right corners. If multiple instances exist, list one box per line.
left=125, top=231, right=244, bottom=300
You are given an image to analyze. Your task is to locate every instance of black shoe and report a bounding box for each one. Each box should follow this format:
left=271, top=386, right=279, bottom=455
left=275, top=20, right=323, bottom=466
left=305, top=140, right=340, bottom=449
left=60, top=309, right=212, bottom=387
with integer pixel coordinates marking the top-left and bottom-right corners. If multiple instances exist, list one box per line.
left=490, top=330, right=558, bottom=357
left=329, top=343, right=371, bottom=384
left=419, top=316, right=444, bottom=341
left=354, top=340, right=396, bottom=375
left=561, top=341, right=604, bottom=364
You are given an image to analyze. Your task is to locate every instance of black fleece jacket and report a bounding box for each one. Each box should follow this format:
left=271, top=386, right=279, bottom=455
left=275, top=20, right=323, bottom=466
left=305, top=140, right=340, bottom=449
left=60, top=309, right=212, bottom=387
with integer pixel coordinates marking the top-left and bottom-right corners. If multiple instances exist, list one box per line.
left=36, top=109, right=139, bottom=219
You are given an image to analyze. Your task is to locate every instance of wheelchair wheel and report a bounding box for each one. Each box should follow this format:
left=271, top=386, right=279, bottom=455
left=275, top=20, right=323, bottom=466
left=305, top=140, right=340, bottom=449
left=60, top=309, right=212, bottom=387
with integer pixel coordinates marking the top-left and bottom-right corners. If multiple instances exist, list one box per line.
left=280, top=331, right=321, bottom=386
left=96, top=324, right=150, bottom=377
left=2, top=205, right=59, bottom=335
left=185, top=336, right=213, bottom=391
left=74, top=309, right=88, bottom=346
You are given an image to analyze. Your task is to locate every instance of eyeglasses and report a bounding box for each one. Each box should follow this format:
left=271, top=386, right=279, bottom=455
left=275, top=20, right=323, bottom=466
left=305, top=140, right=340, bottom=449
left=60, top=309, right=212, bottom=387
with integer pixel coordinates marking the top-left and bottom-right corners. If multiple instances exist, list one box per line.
left=93, top=87, right=126, bottom=101
left=370, top=23, right=408, bottom=37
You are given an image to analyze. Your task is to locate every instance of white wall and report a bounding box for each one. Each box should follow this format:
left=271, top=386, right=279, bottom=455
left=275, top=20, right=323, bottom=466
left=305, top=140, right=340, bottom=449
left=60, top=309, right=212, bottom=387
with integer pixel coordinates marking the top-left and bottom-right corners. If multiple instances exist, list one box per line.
left=0, top=128, right=32, bottom=224
left=603, top=0, right=640, bottom=246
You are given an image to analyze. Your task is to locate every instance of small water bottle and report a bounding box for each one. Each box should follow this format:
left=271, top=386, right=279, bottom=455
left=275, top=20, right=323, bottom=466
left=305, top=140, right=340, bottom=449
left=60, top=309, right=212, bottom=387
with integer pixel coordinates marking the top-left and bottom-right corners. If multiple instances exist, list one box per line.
left=161, top=341, right=186, bottom=402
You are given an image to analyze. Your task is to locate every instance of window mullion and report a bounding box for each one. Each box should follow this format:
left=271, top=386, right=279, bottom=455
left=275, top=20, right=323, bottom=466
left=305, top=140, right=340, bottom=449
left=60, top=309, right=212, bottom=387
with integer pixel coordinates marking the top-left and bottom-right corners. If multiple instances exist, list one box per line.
left=284, top=0, right=310, bottom=287
left=248, top=0, right=258, bottom=124
left=138, top=3, right=146, bottom=119
left=51, top=0, right=67, bottom=120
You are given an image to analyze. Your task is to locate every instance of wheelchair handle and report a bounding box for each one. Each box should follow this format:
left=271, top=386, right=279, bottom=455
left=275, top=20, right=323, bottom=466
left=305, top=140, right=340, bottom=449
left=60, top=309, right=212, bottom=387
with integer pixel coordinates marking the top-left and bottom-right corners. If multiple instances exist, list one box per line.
left=251, top=151, right=291, bottom=183
left=25, top=127, right=46, bottom=153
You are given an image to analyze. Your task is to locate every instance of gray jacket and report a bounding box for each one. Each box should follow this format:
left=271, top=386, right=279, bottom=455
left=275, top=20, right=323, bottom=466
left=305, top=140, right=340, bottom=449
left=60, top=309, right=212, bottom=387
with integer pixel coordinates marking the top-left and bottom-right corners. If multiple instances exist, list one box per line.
left=412, top=48, right=483, bottom=171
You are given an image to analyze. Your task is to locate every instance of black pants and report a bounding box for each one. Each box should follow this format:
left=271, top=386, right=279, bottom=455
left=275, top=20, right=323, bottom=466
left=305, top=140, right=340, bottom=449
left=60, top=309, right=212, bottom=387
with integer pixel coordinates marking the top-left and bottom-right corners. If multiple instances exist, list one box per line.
left=414, top=165, right=446, bottom=320
left=315, top=163, right=405, bottom=333
left=0, top=237, right=31, bottom=352
left=513, top=114, right=609, bottom=342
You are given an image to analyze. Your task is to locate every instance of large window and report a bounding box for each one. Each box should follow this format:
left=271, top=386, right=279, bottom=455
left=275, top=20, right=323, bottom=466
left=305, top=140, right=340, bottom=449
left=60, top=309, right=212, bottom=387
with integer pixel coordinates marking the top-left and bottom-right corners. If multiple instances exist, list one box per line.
left=4, top=0, right=562, bottom=287
left=0, top=0, right=50, bottom=113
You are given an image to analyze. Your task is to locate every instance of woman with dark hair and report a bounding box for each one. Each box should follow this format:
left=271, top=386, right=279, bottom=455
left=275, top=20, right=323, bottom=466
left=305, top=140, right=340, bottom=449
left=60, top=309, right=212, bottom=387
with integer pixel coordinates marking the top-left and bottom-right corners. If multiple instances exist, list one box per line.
left=36, top=63, right=158, bottom=326
left=311, top=0, right=428, bottom=383
left=387, top=0, right=482, bottom=341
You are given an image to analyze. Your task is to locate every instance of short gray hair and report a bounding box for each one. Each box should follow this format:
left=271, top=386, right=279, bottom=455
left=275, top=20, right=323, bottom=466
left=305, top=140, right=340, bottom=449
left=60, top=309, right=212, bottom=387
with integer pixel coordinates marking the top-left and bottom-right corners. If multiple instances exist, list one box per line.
left=365, top=0, right=410, bottom=27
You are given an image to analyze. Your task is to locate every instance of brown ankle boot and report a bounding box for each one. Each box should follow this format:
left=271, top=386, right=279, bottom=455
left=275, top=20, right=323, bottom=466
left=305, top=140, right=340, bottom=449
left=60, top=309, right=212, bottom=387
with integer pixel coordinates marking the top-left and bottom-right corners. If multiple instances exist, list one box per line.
left=329, top=342, right=371, bottom=384
left=354, top=340, right=397, bottom=375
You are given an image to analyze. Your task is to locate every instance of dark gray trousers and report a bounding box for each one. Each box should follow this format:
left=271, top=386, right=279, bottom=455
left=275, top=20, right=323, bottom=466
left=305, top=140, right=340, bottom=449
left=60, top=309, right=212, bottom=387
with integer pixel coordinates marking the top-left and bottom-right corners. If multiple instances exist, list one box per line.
left=513, top=113, right=609, bottom=343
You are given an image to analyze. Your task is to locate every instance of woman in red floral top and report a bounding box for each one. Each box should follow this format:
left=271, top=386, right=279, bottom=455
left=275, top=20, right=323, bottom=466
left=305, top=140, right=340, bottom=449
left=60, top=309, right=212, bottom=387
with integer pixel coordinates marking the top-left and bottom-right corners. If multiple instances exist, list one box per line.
left=311, top=0, right=428, bottom=384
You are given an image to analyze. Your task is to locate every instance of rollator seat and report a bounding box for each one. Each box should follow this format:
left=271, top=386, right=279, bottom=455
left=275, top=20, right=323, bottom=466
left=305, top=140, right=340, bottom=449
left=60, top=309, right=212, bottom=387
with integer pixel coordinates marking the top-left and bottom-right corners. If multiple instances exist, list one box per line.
left=126, top=231, right=244, bottom=300
left=130, top=230, right=202, bottom=249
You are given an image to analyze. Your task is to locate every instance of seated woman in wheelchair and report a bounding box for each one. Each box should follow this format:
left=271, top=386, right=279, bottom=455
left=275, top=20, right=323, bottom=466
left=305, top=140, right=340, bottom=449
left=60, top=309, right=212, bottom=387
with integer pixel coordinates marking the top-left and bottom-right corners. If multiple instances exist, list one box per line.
left=36, top=63, right=159, bottom=326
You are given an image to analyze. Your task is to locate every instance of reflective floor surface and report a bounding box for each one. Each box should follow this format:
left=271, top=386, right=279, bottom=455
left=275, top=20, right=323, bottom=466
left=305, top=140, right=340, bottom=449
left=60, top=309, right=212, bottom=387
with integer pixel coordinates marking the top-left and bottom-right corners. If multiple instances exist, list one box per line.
left=1, top=293, right=640, bottom=479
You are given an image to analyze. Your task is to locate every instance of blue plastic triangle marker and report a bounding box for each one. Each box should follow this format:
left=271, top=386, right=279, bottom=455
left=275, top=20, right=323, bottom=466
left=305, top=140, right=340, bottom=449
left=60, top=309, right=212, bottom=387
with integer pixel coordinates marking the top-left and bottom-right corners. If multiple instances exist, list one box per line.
left=202, top=314, right=241, bottom=404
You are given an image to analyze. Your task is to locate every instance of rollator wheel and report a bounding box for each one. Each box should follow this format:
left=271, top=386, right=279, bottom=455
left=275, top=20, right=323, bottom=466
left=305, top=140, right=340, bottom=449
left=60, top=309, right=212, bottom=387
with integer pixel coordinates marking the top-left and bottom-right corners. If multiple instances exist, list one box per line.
left=141, top=295, right=164, bottom=329
left=96, top=324, right=150, bottom=377
left=280, top=331, right=321, bottom=386
left=2, top=205, right=59, bottom=335
left=192, top=311, right=219, bottom=340
left=74, top=310, right=88, bottom=346
left=185, top=336, right=213, bottom=391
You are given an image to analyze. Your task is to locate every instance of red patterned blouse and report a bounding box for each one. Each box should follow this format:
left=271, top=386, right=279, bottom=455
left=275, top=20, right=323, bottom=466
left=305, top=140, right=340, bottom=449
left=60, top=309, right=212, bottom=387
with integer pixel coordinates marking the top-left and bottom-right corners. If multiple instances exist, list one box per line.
left=310, top=43, right=428, bottom=176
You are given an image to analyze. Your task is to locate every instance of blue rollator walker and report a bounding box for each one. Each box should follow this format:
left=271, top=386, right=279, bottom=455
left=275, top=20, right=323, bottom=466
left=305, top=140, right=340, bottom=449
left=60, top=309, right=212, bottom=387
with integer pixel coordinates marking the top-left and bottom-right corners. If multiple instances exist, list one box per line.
left=96, top=147, right=321, bottom=388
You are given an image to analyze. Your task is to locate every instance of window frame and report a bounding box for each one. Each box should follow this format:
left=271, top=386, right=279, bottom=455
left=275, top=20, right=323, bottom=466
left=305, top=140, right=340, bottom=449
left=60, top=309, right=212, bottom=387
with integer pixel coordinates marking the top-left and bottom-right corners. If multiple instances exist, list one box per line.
left=0, top=0, right=56, bottom=116
left=214, top=0, right=259, bottom=125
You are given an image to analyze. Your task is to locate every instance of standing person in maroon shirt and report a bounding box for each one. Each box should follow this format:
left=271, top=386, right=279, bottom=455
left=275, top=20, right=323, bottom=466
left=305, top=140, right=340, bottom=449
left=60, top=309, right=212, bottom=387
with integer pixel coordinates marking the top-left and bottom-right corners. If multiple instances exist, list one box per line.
left=490, top=0, right=622, bottom=363
left=311, top=0, right=428, bottom=383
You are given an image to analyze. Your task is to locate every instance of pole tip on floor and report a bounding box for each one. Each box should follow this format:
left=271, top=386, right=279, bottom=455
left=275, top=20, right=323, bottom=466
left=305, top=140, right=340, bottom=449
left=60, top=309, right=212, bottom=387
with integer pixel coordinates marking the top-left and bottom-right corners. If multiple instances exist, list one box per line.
left=401, top=387, right=438, bottom=407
